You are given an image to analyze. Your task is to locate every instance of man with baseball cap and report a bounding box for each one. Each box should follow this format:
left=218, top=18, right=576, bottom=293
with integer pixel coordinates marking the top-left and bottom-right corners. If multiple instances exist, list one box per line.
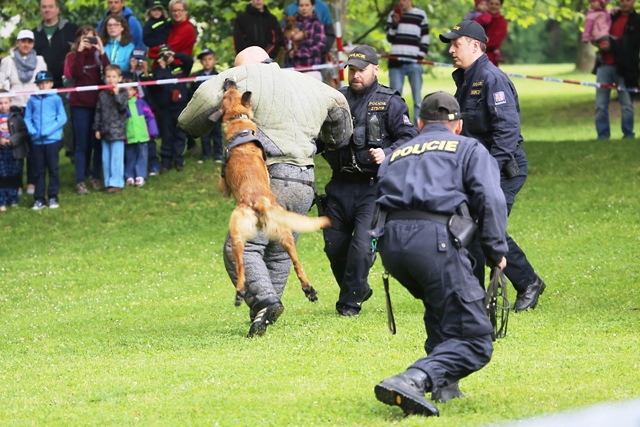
left=440, top=21, right=547, bottom=313
left=373, top=91, right=507, bottom=416
left=320, top=44, right=417, bottom=317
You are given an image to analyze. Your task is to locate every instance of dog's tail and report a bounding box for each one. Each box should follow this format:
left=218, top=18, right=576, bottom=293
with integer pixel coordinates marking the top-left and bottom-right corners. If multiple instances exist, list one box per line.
left=252, top=196, right=331, bottom=233
left=281, top=210, right=331, bottom=233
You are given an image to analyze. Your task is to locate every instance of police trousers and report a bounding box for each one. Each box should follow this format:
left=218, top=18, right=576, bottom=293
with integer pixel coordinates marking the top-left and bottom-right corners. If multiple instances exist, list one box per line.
left=469, top=151, right=537, bottom=292
left=379, top=219, right=494, bottom=391
left=323, top=176, right=376, bottom=312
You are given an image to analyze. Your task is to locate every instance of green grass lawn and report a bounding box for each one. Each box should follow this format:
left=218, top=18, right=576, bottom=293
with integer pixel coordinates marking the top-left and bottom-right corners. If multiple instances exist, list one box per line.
left=1, top=64, right=639, bottom=426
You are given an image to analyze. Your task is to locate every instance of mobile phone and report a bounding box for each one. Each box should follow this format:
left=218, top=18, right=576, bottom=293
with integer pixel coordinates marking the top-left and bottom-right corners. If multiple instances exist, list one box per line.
left=394, top=7, right=402, bottom=18
left=85, top=36, right=98, bottom=45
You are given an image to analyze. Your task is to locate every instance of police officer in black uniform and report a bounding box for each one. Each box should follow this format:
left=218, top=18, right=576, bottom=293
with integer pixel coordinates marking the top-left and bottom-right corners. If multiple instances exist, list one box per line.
left=440, top=21, right=546, bottom=312
left=321, top=45, right=417, bottom=316
left=373, top=91, right=507, bottom=417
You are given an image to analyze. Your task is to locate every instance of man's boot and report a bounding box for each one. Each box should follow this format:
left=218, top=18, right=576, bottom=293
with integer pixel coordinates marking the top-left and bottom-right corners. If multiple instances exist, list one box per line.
left=247, top=301, right=284, bottom=338
left=431, top=381, right=465, bottom=403
left=374, top=368, right=439, bottom=417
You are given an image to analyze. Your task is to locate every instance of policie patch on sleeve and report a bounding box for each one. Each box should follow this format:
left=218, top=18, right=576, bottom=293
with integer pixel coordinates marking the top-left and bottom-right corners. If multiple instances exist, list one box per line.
left=402, top=114, right=412, bottom=125
left=493, top=91, right=507, bottom=105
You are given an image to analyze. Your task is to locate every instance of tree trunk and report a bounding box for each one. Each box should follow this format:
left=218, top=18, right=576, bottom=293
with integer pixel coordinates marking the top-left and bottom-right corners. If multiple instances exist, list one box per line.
left=575, top=30, right=595, bottom=72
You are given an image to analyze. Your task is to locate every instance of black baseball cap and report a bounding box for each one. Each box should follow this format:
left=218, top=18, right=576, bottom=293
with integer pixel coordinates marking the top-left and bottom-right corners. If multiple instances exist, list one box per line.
left=344, top=45, right=378, bottom=69
left=158, top=45, right=173, bottom=55
left=34, top=70, right=54, bottom=84
left=439, top=20, right=488, bottom=44
left=148, top=0, right=166, bottom=10
left=420, top=91, right=461, bottom=121
left=197, top=48, right=215, bottom=60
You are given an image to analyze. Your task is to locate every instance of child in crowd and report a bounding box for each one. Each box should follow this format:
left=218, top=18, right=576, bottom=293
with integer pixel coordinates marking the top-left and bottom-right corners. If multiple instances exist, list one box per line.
left=143, top=0, right=172, bottom=60
left=582, top=0, right=611, bottom=52
left=24, top=71, right=67, bottom=210
left=190, top=48, right=223, bottom=163
left=146, top=45, right=193, bottom=173
left=124, top=76, right=158, bottom=187
left=0, top=90, right=29, bottom=211
left=465, top=0, right=491, bottom=24
left=94, top=64, right=128, bottom=194
left=128, top=52, right=160, bottom=175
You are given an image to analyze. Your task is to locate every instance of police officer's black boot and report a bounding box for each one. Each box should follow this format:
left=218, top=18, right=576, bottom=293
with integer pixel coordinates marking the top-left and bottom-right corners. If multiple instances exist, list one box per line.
left=374, top=368, right=439, bottom=417
left=514, top=274, right=546, bottom=311
left=431, top=381, right=465, bottom=403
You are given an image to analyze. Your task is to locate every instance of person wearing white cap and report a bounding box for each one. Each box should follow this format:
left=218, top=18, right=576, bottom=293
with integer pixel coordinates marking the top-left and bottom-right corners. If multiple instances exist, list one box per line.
left=0, top=30, right=48, bottom=109
left=0, top=29, right=48, bottom=196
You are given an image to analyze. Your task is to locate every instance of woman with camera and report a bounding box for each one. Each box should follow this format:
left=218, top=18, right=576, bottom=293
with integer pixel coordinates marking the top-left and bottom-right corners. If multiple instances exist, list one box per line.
left=100, top=14, right=135, bottom=73
left=64, top=25, right=110, bottom=195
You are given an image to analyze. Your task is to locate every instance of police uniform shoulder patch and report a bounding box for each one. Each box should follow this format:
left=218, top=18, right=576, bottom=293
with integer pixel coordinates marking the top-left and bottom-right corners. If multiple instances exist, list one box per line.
left=402, top=114, right=412, bottom=125
left=493, top=91, right=506, bottom=105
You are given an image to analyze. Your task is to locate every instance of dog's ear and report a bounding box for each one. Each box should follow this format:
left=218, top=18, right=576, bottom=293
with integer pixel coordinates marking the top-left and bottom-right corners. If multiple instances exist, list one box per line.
left=241, top=91, right=252, bottom=109
left=223, top=78, right=237, bottom=91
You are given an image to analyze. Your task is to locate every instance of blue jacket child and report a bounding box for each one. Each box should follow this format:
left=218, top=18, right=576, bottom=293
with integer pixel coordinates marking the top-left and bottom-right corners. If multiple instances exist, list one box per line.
left=24, top=70, right=67, bottom=209
left=25, top=89, right=67, bottom=145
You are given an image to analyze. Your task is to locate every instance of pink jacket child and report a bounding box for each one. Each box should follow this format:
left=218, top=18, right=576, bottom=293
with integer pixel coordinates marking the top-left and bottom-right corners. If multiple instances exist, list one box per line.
left=582, top=0, right=611, bottom=46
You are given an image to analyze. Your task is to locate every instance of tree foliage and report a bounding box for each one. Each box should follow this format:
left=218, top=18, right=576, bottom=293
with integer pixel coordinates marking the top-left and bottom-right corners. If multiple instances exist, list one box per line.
left=0, top=0, right=607, bottom=66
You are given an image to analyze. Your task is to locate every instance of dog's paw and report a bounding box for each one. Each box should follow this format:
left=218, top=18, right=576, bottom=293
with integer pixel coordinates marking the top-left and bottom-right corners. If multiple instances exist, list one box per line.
left=235, top=290, right=246, bottom=307
left=303, top=286, right=318, bottom=302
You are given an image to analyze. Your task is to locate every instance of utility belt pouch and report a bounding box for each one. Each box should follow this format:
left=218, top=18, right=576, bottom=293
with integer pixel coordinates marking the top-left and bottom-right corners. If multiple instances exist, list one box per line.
left=502, top=157, right=520, bottom=179
left=314, top=193, right=328, bottom=216
left=448, top=202, right=477, bottom=248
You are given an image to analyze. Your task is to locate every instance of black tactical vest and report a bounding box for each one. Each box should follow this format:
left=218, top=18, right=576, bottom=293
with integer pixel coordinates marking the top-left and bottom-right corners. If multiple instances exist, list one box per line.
left=328, top=84, right=394, bottom=175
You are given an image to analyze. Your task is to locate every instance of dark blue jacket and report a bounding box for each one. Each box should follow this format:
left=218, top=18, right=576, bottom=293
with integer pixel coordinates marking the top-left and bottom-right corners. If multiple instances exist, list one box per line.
left=376, top=122, right=508, bottom=265
left=453, top=54, right=524, bottom=171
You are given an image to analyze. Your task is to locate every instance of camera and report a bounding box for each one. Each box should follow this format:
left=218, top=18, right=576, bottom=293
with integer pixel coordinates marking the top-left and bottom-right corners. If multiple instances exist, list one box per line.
left=162, top=54, right=170, bottom=62
left=84, top=36, right=98, bottom=45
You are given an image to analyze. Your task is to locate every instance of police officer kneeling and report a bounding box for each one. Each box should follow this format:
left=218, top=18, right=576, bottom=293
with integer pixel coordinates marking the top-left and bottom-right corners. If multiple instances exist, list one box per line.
left=373, top=92, right=508, bottom=416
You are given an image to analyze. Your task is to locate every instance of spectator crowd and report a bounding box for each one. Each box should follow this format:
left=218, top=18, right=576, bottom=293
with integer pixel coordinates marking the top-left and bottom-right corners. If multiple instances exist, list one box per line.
left=0, top=0, right=637, bottom=212
left=0, top=0, right=344, bottom=211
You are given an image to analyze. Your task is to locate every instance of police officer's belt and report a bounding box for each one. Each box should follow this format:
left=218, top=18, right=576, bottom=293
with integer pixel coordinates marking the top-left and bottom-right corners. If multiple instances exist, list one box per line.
left=386, top=210, right=449, bottom=225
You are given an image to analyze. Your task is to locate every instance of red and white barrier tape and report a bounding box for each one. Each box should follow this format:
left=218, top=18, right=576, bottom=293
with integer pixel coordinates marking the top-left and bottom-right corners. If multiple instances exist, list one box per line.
left=2, top=56, right=634, bottom=98
left=381, top=55, right=640, bottom=93
left=0, top=74, right=215, bottom=98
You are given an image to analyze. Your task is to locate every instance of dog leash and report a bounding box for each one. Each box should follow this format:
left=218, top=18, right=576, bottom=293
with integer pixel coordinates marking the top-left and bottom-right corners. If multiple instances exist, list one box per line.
left=383, top=271, right=397, bottom=335
left=485, top=267, right=510, bottom=340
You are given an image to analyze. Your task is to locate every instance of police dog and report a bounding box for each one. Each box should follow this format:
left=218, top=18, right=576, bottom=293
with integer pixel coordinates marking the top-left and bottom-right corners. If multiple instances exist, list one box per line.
left=211, top=79, right=330, bottom=306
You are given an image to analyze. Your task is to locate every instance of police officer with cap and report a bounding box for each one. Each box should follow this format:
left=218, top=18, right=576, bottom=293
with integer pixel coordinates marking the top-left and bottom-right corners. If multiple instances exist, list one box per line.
left=373, top=91, right=507, bottom=416
left=439, top=20, right=546, bottom=312
left=322, top=44, right=417, bottom=317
